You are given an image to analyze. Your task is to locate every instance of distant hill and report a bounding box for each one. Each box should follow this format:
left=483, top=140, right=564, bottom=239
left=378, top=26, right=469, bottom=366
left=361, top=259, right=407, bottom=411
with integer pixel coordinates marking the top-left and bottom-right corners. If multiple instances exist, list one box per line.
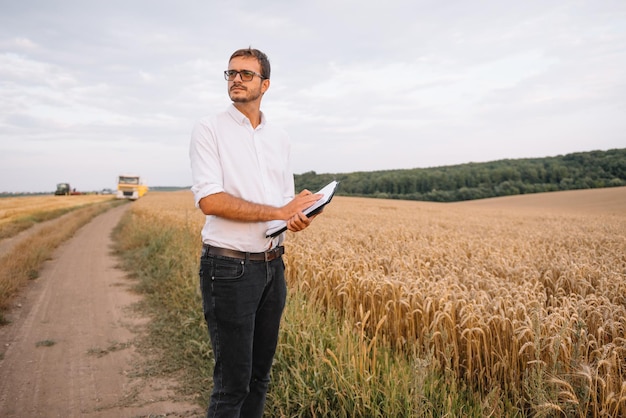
left=295, top=148, right=626, bottom=203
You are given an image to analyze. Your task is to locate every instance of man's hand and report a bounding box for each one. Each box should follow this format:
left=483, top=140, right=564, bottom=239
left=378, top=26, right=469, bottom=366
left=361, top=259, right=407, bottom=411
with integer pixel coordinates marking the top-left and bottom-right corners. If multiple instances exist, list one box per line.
left=286, top=211, right=318, bottom=232
left=284, top=189, right=322, bottom=232
left=280, top=189, right=322, bottom=220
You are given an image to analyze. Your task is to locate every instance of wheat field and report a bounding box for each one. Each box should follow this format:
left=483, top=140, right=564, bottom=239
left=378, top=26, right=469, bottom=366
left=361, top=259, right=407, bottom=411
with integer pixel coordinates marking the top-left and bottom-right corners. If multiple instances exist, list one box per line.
left=0, top=194, right=114, bottom=228
left=129, top=187, right=626, bottom=415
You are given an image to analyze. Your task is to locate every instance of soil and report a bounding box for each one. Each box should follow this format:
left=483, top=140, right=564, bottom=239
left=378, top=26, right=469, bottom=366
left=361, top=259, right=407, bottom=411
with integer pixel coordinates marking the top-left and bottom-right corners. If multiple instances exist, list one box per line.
left=0, top=204, right=205, bottom=418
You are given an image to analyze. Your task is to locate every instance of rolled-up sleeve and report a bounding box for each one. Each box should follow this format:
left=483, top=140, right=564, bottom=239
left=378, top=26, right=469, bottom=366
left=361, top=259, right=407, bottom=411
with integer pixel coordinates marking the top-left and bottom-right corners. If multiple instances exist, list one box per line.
left=189, top=117, right=224, bottom=208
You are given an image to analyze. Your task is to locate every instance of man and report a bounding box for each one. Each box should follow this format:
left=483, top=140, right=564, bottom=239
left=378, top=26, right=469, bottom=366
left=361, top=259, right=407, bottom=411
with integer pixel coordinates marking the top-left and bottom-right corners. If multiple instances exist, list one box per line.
left=189, top=48, right=321, bottom=417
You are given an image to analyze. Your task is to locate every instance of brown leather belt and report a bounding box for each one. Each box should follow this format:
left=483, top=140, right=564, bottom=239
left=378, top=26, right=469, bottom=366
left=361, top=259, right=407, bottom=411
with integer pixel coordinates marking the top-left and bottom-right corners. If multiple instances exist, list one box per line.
left=202, top=244, right=284, bottom=262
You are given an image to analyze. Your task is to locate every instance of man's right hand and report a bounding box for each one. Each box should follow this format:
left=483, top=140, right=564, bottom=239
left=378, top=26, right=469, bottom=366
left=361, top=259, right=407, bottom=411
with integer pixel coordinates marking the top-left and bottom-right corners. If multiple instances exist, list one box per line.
left=280, top=189, right=322, bottom=220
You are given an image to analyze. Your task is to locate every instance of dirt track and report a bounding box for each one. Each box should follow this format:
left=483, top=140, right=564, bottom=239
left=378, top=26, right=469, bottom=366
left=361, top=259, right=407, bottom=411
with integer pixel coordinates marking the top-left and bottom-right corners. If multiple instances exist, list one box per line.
left=0, top=204, right=203, bottom=417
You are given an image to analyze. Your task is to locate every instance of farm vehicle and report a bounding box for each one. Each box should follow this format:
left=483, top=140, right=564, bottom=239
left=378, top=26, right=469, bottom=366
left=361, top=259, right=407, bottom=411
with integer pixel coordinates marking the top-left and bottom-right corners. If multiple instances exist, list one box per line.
left=116, top=175, right=148, bottom=200
left=54, top=183, right=82, bottom=195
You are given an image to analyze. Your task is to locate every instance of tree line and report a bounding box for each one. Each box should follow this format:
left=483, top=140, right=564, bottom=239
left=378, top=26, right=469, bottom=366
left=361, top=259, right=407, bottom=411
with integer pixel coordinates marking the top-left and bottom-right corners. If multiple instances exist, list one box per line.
left=294, top=148, right=626, bottom=202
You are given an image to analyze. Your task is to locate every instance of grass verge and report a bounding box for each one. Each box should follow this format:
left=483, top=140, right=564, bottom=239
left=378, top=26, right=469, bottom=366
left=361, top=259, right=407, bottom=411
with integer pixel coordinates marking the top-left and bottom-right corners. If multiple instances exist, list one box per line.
left=0, top=206, right=86, bottom=240
left=111, top=209, right=211, bottom=402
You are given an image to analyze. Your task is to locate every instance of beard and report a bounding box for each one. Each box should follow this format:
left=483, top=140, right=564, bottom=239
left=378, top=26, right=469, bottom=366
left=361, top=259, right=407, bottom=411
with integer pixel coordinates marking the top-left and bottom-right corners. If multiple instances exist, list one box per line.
left=229, top=83, right=263, bottom=103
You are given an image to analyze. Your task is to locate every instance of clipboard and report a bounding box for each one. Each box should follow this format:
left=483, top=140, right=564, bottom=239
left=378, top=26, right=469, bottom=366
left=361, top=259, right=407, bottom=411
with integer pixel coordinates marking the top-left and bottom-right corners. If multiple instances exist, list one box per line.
left=265, top=180, right=339, bottom=238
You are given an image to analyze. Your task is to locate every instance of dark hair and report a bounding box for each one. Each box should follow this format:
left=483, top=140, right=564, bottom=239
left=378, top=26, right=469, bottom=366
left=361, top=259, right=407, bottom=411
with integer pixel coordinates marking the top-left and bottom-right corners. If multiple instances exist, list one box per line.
left=230, top=48, right=271, bottom=80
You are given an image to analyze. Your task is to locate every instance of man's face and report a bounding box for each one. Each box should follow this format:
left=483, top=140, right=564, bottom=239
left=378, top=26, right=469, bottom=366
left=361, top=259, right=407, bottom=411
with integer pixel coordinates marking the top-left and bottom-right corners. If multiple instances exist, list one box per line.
left=227, top=56, right=269, bottom=103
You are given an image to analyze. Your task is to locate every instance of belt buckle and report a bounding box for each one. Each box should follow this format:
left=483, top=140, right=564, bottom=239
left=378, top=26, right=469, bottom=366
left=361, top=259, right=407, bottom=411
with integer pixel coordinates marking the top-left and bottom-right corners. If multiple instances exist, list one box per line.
left=265, top=247, right=280, bottom=262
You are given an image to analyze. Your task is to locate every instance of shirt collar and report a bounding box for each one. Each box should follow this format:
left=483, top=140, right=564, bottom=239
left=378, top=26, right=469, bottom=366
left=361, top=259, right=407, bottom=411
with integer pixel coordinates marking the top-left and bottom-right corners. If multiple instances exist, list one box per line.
left=227, top=104, right=266, bottom=128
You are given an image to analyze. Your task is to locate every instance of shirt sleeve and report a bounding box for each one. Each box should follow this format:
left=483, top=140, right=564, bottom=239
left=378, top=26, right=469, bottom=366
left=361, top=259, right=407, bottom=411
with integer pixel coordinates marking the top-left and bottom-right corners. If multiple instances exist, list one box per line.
left=189, top=117, right=225, bottom=208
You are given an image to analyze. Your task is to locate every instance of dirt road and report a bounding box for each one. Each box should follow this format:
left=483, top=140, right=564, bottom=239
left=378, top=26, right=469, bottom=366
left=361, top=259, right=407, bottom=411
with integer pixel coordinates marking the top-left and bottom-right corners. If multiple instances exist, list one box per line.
left=0, top=204, right=204, bottom=417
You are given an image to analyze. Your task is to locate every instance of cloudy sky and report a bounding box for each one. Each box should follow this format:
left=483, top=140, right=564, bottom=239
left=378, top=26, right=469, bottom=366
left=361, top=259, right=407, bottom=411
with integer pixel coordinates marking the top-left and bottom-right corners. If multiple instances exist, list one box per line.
left=1, top=0, right=625, bottom=193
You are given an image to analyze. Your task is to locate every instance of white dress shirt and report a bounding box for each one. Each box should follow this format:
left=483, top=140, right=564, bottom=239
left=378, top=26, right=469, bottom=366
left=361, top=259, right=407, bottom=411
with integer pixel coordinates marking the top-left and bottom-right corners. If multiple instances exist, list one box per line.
left=189, top=104, right=295, bottom=252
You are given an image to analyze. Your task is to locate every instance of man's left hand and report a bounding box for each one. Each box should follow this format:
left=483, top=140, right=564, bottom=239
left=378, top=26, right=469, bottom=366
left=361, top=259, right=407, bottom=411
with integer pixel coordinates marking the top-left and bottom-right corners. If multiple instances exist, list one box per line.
left=286, top=211, right=318, bottom=232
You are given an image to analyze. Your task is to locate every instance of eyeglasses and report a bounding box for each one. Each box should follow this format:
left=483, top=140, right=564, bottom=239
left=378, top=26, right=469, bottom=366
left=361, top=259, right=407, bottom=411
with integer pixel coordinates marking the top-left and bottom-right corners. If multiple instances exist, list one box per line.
left=224, top=69, right=265, bottom=82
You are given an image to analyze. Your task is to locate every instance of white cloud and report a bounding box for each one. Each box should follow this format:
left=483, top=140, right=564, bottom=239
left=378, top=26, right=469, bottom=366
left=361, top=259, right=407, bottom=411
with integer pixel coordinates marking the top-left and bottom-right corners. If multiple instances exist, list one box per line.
left=13, top=37, right=38, bottom=49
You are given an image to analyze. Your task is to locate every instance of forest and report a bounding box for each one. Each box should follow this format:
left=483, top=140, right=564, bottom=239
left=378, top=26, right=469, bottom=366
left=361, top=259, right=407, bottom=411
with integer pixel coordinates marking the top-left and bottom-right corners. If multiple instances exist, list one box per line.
left=294, top=148, right=626, bottom=202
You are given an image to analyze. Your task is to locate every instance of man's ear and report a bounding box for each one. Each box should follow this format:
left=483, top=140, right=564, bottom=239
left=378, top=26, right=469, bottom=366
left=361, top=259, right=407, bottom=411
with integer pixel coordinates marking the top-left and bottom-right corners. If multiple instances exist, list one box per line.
left=261, top=78, right=270, bottom=94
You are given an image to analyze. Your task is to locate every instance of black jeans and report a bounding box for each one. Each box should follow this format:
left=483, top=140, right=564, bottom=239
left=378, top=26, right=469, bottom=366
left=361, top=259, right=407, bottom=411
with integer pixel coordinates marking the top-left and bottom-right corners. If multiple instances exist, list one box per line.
left=199, top=251, right=287, bottom=418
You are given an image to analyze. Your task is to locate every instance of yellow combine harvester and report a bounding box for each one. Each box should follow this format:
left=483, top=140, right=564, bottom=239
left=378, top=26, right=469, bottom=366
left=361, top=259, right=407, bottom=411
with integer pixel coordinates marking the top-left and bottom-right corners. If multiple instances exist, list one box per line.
left=116, top=174, right=148, bottom=200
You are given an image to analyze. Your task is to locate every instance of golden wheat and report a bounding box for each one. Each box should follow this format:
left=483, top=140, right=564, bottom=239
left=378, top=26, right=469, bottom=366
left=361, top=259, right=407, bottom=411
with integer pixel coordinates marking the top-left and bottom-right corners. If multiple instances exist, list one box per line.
left=131, top=188, right=626, bottom=415
left=0, top=194, right=114, bottom=227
